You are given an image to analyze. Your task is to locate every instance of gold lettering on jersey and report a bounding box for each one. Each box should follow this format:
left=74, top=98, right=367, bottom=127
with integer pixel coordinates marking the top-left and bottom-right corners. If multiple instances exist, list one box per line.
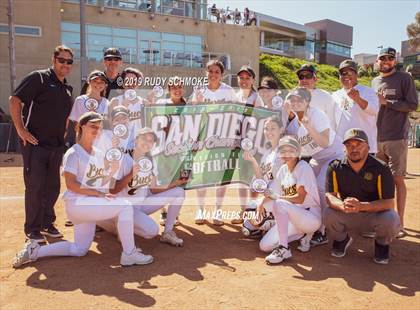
left=298, top=134, right=318, bottom=149
left=127, top=174, right=153, bottom=195
left=282, top=184, right=297, bottom=196
left=86, top=164, right=105, bottom=187
left=129, top=111, right=142, bottom=120
left=260, top=163, right=273, bottom=180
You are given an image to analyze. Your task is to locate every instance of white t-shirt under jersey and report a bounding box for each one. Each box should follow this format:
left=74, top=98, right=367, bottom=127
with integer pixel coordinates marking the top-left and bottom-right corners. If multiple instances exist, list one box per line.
left=69, top=95, right=109, bottom=122
left=310, top=88, right=339, bottom=131
left=270, top=160, right=320, bottom=210
left=236, top=89, right=264, bottom=107
left=287, top=107, right=343, bottom=160
left=192, top=82, right=237, bottom=103
left=117, top=155, right=158, bottom=202
left=332, top=84, right=379, bottom=153
left=62, top=144, right=114, bottom=200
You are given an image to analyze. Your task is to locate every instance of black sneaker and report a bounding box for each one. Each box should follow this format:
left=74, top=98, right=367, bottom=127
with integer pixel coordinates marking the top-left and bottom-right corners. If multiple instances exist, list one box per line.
left=65, top=220, right=74, bottom=227
left=373, top=241, right=389, bottom=265
left=159, top=211, right=167, bottom=226
left=331, top=234, right=353, bottom=258
left=41, top=225, right=63, bottom=238
left=26, top=231, right=47, bottom=244
left=310, top=230, right=328, bottom=247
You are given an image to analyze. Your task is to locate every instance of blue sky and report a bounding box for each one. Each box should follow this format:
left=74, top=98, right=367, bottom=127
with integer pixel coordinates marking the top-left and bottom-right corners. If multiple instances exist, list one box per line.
left=213, top=0, right=419, bottom=56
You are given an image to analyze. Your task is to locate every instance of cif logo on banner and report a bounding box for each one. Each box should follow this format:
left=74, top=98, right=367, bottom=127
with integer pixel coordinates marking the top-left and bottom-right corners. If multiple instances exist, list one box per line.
left=113, top=124, right=128, bottom=138
left=138, top=157, right=153, bottom=173
left=84, top=98, right=99, bottom=111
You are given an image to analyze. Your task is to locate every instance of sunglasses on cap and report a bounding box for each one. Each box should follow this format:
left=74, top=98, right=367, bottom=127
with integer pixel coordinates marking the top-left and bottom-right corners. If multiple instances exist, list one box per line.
left=55, top=57, right=73, bottom=65
left=298, top=72, right=314, bottom=80
left=105, top=57, right=122, bottom=62
left=379, top=56, right=395, bottom=61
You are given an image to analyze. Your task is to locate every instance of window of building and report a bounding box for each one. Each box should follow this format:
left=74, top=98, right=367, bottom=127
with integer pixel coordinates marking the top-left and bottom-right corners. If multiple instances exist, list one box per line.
left=326, top=42, right=351, bottom=57
left=0, top=24, right=42, bottom=37
left=61, top=22, right=203, bottom=67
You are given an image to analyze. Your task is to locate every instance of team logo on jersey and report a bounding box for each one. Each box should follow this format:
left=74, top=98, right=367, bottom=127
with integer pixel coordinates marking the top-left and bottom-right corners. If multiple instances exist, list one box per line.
left=251, top=178, right=268, bottom=193
left=113, top=124, right=128, bottom=138
left=282, top=184, right=297, bottom=196
left=84, top=98, right=99, bottom=111
left=85, top=163, right=105, bottom=187
left=106, top=147, right=123, bottom=162
left=128, top=174, right=153, bottom=195
left=138, top=157, right=153, bottom=172
left=364, top=172, right=373, bottom=181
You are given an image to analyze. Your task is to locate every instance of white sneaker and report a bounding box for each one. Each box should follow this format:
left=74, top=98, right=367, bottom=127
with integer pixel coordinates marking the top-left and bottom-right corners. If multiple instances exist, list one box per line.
left=120, top=248, right=153, bottom=266
left=297, top=234, right=312, bottom=253
left=12, top=240, right=40, bottom=268
left=212, top=208, right=224, bottom=226
left=195, top=209, right=205, bottom=225
left=160, top=230, right=184, bottom=247
left=265, top=246, right=292, bottom=264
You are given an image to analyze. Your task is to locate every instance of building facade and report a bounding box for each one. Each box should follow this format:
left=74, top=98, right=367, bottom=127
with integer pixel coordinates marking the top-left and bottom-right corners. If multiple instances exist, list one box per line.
left=0, top=1, right=353, bottom=114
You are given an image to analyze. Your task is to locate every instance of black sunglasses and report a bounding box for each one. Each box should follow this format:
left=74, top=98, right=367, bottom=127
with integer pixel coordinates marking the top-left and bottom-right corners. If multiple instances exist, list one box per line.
left=379, top=56, right=395, bottom=61
left=55, top=57, right=73, bottom=65
left=298, top=73, right=314, bottom=80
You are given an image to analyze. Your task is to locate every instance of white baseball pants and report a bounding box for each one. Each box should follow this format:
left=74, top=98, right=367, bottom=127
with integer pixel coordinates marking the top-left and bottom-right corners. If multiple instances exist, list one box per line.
left=259, top=199, right=321, bottom=252
left=37, top=196, right=135, bottom=259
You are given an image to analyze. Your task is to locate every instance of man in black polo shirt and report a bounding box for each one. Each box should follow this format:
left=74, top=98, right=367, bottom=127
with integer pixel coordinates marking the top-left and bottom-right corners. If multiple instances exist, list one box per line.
left=80, top=47, right=124, bottom=98
left=324, top=128, right=399, bottom=264
left=9, top=45, right=74, bottom=243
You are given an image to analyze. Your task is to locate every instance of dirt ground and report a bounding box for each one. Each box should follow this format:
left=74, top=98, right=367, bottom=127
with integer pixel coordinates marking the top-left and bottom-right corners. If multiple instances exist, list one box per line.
left=0, top=150, right=419, bottom=310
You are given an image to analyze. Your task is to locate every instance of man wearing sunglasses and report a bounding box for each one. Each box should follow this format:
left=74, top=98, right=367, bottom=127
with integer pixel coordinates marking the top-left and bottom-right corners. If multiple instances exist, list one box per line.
left=9, top=45, right=74, bottom=243
left=80, top=47, right=124, bottom=98
left=332, top=59, right=379, bottom=154
left=296, top=64, right=339, bottom=131
left=371, top=47, right=418, bottom=239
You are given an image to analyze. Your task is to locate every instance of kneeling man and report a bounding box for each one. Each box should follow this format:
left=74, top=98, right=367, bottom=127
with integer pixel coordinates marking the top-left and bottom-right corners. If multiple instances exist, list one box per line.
left=324, top=128, right=400, bottom=264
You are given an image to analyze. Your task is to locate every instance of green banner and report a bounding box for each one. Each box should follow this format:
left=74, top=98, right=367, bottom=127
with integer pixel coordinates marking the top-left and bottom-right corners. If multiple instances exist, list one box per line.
left=143, top=104, right=281, bottom=189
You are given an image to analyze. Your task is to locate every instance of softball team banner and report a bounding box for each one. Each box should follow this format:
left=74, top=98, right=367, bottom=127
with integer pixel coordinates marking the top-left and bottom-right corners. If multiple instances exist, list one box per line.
left=143, top=104, right=281, bottom=189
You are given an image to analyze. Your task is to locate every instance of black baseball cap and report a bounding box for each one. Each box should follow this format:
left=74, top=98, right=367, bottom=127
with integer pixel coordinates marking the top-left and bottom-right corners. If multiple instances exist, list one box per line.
left=88, top=70, right=108, bottom=82
left=111, top=106, right=129, bottom=119
left=103, top=47, right=122, bottom=60
left=343, top=128, right=369, bottom=144
left=258, top=77, right=279, bottom=90
left=339, top=59, right=358, bottom=73
left=78, top=111, right=103, bottom=126
left=296, top=64, right=317, bottom=76
left=278, top=135, right=301, bottom=153
left=285, top=87, right=311, bottom=102
left=237, top=65, right=256, bottom=79
left=378, top=47, right=396, bottom=58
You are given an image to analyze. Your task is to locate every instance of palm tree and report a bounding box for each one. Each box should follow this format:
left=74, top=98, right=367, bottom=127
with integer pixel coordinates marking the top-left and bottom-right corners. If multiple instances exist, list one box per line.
left=407, top=12, right=420, bottom=51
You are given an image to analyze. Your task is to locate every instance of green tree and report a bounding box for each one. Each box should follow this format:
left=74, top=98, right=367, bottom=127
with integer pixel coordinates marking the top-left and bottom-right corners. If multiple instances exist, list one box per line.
left=407, top=12, right=420, bottom=50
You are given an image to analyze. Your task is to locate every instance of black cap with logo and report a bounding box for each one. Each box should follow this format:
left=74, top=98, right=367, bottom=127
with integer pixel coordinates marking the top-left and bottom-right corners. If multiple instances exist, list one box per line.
left=258, top=77, right=279, bottom=90
left=296, top=64, right=317, bottom=76
left=342, top=128, right=369, bottom=144
left=378, top=47, right=396, bottom=58
left=339, top=59, right=358, bottom=73
left=103, top=47, right=122, bottom=60
left=237, top=65, right=256, bottom=79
